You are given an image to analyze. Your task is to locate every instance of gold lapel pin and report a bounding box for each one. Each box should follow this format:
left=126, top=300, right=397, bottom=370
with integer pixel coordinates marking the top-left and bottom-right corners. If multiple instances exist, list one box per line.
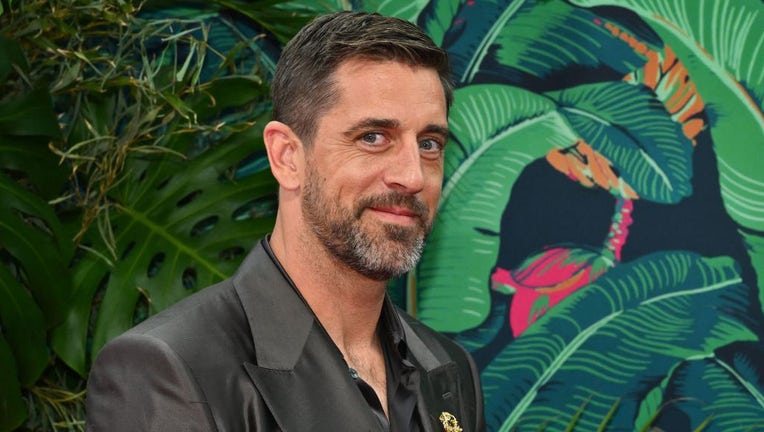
left=439, top=411, right=462, bottom=432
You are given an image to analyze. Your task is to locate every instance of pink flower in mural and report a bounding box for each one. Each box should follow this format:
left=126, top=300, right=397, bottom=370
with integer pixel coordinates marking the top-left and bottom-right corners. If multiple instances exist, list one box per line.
left=492, top=199, right=633, bottom=336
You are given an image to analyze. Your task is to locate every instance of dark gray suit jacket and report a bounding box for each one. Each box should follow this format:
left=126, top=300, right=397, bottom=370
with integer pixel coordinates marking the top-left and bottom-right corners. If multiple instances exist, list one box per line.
left=86, top=240, right=484, bottom=431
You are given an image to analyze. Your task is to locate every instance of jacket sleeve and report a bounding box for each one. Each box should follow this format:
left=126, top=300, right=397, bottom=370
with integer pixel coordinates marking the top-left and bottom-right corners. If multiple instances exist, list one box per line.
left=85, top=333, right=216, bottom=432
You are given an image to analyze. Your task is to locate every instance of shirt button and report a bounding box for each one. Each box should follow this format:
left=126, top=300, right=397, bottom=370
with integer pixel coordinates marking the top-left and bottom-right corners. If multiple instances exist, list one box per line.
left=349, top=368, right=359, bottom=379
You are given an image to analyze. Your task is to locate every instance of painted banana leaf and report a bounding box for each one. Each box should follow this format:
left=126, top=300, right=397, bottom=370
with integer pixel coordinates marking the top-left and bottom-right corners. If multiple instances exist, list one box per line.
left=652, top=345, right=764, bottom=432
left=569, top=0, right=764, bottom=312
left=419, top=0, right=645, bottom=87
left=51, top=78, right=278, bottom=375
left=480, top=251, right=758, bottom=431
left=547, top=81, right=694, bottom=203
left=416, top=76, right=698, bottom=333
left=414, top=83, right=576, bottom=331
left=362, top=0, right=430, bottom=22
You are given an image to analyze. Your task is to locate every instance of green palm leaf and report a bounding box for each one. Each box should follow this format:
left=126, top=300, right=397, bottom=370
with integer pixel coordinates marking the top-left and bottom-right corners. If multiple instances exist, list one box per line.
left=547, top=81, right=694, bottom=203
left=415, top=83, right=577, bottom=331
left=481, top=251, right=757, bottom=431
left=418, top=0, right=516, bottom=84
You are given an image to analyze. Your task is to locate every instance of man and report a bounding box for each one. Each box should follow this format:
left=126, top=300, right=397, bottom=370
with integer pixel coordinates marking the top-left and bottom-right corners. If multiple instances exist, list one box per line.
left=86, top=11, right=484, bottom=432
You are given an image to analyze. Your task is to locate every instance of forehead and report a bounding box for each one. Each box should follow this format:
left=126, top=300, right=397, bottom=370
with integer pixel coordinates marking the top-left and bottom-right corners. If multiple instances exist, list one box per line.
left=324, top=58, right=448, bottom=125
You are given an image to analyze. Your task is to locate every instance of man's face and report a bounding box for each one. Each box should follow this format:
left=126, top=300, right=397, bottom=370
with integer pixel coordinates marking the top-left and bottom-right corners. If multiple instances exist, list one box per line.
left=301, top=59, right=448, bottom=281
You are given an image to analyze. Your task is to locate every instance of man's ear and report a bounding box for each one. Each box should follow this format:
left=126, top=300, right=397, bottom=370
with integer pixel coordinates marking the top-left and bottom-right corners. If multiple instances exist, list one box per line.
left=263, top=120, right=303, bottom=190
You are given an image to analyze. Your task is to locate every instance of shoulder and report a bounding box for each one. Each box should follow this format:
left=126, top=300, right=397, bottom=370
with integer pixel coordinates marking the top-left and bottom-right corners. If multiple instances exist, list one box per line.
left=92, top=275, right=255, bottom=389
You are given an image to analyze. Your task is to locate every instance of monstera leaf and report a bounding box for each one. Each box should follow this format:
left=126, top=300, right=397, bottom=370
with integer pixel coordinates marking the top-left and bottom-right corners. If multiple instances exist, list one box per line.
left=415, top=84, right=577, bottom=331
left=481, top=251, right=757, bottom=431
left=569, top=0, right=764, bottom=311
left=652, top=348, right=764, bottom=431
left=547, top=81, right=694, bottom=203
left=51, top=78, right=278, bottom=375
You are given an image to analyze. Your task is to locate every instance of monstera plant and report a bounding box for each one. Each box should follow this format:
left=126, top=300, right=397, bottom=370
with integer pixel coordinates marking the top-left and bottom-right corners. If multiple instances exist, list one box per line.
left=0, top=0, right=320, bottom=429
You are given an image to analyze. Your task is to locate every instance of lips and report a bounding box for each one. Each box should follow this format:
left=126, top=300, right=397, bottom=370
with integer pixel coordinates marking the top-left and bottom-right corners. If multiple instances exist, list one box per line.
left=355, top=192, right=428, bottom=222
left=370, top=206, right=419, bottom=218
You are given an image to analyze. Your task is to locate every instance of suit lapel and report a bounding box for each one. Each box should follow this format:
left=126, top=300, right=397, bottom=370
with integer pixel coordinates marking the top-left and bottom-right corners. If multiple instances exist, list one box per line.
left=400, top=317, right=464, bottom=432
left=233, top=241, right=383, bottom=431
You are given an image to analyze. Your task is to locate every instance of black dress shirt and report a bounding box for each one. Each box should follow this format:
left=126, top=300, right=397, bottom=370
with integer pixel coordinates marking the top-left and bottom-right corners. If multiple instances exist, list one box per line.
left=350, top=297, right=422, bottom=431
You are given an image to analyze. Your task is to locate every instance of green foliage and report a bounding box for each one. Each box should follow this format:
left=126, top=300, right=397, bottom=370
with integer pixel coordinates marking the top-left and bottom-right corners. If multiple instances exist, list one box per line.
left=0, top=0, right=310, bottom=429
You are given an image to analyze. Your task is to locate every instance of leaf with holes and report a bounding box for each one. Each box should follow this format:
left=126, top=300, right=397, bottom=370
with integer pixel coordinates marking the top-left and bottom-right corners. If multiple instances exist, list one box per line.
left=51, top=82, right=278, bottom=374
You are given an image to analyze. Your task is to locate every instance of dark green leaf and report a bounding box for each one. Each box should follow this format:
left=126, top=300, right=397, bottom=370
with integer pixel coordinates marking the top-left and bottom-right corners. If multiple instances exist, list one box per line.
left=0, top=336, right=26, bottom=432
left=188, top=76, right=269, bottom=120
left=209, top=0, right=317, bottom=44
left=0, top=86, right=60, bottom=138
left=56, top=113, right=278, bottom=368
left=0, top=35, right=28, bottom=83
left=422, top=0, right=644, bottom=86
left=0, top=135, right=69, bottom=200
left=0, top=264, right=48, bottom=386
left=0, top=175, right=72, bottom=327
left=658, top=355, right=764, bottom=431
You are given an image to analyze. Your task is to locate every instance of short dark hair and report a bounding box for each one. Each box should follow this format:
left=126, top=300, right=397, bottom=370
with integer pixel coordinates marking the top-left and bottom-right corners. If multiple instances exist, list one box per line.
left=270, top=11, right=453, bottom=146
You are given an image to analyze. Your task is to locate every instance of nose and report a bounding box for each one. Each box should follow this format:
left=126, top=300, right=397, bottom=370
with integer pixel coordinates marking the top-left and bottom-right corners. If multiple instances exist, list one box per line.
left=383, top=138, right=425, bottom=194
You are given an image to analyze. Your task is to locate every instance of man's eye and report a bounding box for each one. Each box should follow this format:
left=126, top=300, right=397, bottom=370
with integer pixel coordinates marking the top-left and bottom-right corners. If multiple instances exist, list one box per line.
left=361, top=132, right=385, bottom=145
left=419, top=138, right=443, bottom=154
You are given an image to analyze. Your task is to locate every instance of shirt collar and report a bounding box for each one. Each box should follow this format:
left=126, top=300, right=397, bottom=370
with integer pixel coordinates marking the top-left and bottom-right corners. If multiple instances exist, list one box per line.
left=262, top=235, right=410, bottom=361
left=378, top=294, right=411, bottom=362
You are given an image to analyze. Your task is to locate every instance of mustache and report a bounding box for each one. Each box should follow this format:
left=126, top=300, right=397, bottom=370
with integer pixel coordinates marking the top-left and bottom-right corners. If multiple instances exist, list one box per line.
left=354, top=192, right=429, bottom=220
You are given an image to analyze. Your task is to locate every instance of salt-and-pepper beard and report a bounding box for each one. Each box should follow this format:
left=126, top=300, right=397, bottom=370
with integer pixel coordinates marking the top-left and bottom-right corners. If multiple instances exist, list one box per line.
left=302, top=164, right=432, bottom=281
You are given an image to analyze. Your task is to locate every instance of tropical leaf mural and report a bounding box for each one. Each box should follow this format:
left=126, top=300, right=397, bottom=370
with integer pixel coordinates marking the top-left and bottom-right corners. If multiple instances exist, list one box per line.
left=404, top=0, right=764, bottom=430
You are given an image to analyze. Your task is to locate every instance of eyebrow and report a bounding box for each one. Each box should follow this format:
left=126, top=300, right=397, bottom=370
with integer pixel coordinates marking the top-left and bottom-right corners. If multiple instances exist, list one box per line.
left=343, top=117, right=449, bottom=138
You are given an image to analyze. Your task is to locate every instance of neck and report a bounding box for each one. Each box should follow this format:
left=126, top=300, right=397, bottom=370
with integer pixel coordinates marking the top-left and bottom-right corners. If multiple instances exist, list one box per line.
left=269, top=221, right=388, bottom=352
